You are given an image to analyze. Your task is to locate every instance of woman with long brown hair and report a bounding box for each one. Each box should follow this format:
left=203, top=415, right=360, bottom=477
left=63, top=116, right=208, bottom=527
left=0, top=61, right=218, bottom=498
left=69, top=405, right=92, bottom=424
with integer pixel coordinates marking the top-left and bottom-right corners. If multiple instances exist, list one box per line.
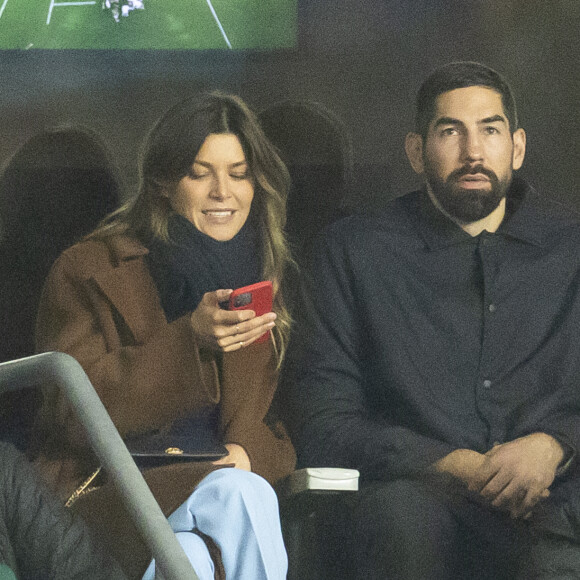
left=33, top=92, right=296, bottom=579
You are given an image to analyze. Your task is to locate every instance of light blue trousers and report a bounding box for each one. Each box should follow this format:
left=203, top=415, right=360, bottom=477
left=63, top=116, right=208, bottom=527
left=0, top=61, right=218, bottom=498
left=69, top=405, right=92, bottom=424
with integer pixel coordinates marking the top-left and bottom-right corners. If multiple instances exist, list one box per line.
left=142, top=468, right=287, bottom=580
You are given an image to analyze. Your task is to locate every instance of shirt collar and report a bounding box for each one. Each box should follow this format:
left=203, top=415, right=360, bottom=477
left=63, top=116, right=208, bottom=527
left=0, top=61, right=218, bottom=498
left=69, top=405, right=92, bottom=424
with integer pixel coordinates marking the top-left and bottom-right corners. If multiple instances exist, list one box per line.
left=414, top=177, right=559, bottom=251
left=497, top=177, right=555, bottom=246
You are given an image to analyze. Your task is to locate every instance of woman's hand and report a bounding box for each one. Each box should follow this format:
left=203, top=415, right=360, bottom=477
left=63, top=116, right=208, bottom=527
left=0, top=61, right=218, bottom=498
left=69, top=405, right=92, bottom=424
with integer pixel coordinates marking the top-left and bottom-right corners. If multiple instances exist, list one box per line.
left=213, top=443, right=251, bottom=471
left=190, top=289, right=276, bottom=352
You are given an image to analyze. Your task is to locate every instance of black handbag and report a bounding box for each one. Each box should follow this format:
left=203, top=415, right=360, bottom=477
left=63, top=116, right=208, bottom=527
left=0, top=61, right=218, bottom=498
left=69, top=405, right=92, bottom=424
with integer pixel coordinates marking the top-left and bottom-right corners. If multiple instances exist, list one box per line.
left=124, top=407, right=228, bottom=469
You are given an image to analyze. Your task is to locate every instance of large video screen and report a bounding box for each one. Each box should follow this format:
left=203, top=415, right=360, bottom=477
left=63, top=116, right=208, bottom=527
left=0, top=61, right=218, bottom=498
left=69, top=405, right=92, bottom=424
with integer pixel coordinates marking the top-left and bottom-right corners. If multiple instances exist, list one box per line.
left=0, top=0, right=297, bottom=49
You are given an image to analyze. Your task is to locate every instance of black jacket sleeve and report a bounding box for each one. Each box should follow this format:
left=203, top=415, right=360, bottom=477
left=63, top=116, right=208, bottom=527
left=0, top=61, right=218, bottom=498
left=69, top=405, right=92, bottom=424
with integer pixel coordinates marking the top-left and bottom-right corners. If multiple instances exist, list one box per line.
left=0, top=442, right=126, bottom=579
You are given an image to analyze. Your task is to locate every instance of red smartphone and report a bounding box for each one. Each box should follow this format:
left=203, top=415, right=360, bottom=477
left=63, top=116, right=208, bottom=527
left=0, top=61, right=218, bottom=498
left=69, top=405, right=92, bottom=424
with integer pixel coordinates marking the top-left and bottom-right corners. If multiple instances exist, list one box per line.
left=228, top=281, right=273, bottom=344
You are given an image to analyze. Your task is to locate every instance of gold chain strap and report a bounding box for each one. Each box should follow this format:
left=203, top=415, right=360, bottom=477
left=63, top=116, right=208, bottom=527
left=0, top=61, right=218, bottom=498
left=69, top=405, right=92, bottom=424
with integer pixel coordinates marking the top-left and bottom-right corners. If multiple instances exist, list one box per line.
left=65, top=467, right=102, bottom=508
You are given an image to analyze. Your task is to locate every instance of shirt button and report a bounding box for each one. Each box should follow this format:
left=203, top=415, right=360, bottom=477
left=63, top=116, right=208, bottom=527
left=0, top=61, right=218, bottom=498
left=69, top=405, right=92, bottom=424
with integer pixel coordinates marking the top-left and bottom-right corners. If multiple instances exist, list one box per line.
left=488, top=304, right=496, bottom=313
left=483, top=379, right=492, bottom=388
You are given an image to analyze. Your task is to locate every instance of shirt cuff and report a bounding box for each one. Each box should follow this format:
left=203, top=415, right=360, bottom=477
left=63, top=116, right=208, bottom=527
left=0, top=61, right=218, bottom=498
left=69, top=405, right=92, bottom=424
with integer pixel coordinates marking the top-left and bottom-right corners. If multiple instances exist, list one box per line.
left=555, top=442, right=575, bottom=477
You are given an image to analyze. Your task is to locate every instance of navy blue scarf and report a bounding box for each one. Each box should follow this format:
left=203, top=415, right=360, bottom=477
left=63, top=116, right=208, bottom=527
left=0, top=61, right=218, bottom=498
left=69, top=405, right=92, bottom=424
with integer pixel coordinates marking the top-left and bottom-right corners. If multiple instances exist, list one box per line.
left=145, top=214, right=262, bottom=323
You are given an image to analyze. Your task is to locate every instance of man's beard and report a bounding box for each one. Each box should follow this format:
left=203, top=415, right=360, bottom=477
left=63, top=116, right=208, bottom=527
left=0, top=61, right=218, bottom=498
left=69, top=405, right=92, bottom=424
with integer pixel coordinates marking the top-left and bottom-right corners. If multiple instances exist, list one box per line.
left=425, top=164, right=511, bottom=223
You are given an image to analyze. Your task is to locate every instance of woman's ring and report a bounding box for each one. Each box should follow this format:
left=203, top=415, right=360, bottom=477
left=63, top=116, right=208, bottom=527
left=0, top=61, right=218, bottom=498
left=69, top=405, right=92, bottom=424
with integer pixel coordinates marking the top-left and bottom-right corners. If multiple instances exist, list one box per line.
left=239, top=341, right=244, bottom=348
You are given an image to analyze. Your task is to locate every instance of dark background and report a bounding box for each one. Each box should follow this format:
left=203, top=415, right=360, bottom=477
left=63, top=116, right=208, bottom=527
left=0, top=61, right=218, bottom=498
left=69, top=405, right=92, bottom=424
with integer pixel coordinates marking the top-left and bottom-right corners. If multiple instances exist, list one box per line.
left=0, top=0, right=578, bottom=211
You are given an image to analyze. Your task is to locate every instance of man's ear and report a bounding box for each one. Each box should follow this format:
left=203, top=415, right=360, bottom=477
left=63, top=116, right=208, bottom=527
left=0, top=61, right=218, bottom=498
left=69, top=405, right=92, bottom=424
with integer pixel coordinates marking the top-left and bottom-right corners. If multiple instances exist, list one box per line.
left=405, top=132, right=425, bottom=175
left=512, top=128, right=526, bottom=171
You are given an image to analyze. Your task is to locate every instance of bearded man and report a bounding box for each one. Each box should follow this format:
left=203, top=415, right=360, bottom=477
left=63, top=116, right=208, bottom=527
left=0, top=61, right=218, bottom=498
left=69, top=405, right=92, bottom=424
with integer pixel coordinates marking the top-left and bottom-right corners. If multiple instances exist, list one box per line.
left=284, top=61, right=580, bottom=579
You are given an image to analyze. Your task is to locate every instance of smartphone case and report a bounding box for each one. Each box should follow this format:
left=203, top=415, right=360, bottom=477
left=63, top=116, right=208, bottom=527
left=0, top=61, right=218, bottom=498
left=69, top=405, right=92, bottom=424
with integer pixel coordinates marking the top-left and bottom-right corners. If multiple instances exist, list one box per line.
left=229, top=281, right=273, bottom=344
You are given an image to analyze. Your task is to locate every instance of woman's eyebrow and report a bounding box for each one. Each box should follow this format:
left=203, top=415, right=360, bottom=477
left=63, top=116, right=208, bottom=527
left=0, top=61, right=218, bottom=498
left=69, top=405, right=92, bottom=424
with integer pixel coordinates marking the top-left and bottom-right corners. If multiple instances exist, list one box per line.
left=193, top=159, right=247, bottom=167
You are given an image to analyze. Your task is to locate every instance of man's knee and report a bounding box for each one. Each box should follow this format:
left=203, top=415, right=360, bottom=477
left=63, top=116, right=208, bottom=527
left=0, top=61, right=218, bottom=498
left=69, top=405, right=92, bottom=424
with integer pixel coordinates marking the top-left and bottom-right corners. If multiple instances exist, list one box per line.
left=349, top=479, right=460, bottom=579
left=353, top=479, right=457, bottom=537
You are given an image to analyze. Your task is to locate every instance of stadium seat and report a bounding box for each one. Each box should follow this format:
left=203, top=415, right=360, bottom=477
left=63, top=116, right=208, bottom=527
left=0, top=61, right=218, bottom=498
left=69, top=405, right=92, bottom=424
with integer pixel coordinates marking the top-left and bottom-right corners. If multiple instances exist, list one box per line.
left=0, top=127, right=121, bottom=450
left=259, top=99, right=354, bottom=269
left=280, top=468, right=359, bottom=579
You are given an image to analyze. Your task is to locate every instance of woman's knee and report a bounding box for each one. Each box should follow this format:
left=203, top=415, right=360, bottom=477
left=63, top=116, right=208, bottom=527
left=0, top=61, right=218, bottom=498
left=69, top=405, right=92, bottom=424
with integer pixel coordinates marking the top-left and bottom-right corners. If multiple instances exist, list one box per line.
left=201, top=468, right=278, bottom=507
left=170, top=468, right=281, bottom=534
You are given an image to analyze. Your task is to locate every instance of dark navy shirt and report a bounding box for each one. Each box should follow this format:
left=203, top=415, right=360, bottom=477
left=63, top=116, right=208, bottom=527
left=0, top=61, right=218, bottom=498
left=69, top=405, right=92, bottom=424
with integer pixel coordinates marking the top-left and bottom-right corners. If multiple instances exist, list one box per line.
left=288, top=178, right=580, bottom=484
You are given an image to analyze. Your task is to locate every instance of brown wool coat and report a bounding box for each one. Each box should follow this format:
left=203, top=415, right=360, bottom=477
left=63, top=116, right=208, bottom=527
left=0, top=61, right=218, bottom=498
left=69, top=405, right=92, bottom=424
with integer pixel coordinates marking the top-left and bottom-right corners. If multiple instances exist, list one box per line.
left=33, top=234, right=296, bottom=578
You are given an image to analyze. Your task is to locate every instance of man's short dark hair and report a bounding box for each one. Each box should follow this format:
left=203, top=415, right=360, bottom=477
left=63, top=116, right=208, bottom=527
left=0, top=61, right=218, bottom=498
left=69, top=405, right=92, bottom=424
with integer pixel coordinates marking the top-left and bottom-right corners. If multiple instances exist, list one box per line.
left=415, top=61, right=518, bottom=137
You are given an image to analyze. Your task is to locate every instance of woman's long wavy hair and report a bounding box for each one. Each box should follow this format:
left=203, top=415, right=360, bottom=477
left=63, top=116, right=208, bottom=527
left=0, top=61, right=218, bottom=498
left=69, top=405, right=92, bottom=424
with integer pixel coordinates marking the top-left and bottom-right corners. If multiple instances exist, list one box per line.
left=88, top=92, right=293, bottom=362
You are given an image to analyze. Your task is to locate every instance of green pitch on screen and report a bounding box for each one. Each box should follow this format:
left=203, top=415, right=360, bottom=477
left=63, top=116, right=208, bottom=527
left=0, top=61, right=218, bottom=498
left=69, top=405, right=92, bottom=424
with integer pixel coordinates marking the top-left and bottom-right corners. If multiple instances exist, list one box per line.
left=0, top=0, right=297, bottom=49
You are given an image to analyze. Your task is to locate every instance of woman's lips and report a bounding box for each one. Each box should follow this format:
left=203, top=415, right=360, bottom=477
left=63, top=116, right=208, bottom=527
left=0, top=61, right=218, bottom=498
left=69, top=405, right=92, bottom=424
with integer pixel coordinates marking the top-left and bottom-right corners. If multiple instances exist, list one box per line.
left=202, top=209, right=236, bottom=218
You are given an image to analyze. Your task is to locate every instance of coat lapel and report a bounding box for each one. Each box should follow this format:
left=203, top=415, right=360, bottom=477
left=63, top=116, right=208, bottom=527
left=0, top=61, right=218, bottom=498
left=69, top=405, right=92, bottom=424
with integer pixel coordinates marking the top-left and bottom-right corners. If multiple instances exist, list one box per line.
left=92, top=242, right=166, bottom=344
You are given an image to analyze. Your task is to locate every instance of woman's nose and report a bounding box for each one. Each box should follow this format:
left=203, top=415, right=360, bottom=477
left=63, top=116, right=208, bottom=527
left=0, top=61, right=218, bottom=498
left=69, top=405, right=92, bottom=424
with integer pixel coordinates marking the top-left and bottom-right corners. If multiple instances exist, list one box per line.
left=209, top=174, right=231, bottom=200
